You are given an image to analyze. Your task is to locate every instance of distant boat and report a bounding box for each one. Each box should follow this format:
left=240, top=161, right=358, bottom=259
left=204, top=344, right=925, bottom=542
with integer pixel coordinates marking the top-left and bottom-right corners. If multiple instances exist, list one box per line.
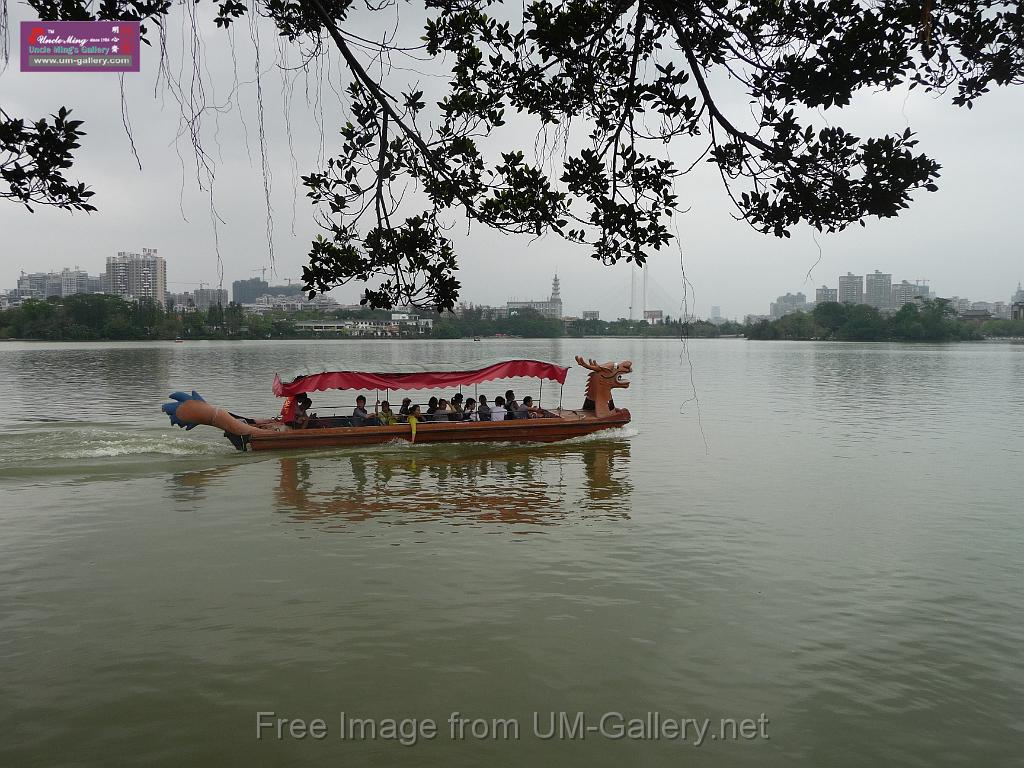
left=174, top=337, right=184, bottom=343
left=473, top=335, right=481, bottom=341
left=162, top=356, right=633, bottom=452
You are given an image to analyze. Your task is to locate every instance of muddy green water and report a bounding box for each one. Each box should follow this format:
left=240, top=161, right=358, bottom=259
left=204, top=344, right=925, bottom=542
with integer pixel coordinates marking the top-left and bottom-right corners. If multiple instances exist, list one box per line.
left=1, top=339, right=1021, bottom=767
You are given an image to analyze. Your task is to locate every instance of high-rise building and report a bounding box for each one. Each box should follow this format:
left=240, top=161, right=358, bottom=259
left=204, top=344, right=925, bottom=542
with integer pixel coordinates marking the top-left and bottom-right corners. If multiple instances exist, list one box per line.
left=770, top=292, right=810, bottom=319
left=192, top=288, right=229, bottom=311
left=891, top=280, right=929, bottom=309
left=232, top=277, right=268, bottom=304
left=864, top=270, right=892, bottom=311
left=16, top=268, right=103, bottom=299
left=104, top=248, right=167, bottom=306
left=268, top=282, right=303, bottom=298
left=582, top=310, right=600, bottom=321
left=232, top=277, right=303, bottom=303
left=16, top=271, right=48, bottom=298
left=837, top=273, right=863, bottom=305
left=815, top=286, right=838, bottom=304
left=507, top=275, right=563, bottom=320
left=169, top=292, right=196, bottom=311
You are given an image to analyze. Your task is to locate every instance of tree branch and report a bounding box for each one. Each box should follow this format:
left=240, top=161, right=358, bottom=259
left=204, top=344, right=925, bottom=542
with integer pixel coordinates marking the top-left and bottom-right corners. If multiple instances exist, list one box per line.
left=670, top=18, right=772, bottom=154
left=300, top=0, right=483, bottom=220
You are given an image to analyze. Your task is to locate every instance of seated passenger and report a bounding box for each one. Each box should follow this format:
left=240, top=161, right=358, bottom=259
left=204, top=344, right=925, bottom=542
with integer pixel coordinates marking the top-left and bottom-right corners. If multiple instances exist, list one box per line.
left=517, top=395, right=543, bottom=419
left=463, top=397, right=478, bottom=421
left=352, top=395, right=379, bottom=426
left=425, top=396, right=439, bottom=418
left=490, top=396, right=508, bottom=421
left=298, top=394, right=314, bottom=427
left=504, top=390, right=520, bottom=419
left=282, top=392, right=314, bottom=429
left=280, top=393, right=300, bottom=425
left=398, top=397, right=413, bottom=422
left=504, top=389, right=520, bottom=418
left=376, top=399, right=399, bottom=426
left=436, top=398, right=453, bottom=421
left=476, top=395, right=491, bottom=422
left=450, top=393, right=465, bottom=418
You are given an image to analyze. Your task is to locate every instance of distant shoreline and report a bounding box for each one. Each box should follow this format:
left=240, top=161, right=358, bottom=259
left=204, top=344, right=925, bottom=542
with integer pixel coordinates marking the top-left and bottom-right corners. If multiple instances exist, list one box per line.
left=0, top=334, right=717, bottom=342
left=3, top=335, right=1020, bottom=344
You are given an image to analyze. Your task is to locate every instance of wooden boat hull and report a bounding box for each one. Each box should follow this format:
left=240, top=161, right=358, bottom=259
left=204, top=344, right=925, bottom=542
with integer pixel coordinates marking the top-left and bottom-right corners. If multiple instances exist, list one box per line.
left=244, top=410, right=631, bottom=452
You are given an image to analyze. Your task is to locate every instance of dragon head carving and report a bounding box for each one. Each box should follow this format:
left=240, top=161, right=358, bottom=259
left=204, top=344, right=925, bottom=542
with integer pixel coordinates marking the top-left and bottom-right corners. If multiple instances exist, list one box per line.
left=575, top=356, right=632, bottom=417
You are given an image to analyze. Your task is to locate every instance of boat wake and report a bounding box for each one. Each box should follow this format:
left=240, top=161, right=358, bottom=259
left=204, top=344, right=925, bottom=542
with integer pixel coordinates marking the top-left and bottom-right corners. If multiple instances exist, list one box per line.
left=0, top=424, right=230, bottom=475
left=54, top=434, right=220, bottom=460
left=562, top=425, right=640, bottom=443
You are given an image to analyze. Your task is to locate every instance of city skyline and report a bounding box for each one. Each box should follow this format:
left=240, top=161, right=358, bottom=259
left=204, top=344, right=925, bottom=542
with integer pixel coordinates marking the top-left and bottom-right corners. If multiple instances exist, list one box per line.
left=6, top=253, right=1023, bottom=323
left=763, top=270, right=1023, bottom=322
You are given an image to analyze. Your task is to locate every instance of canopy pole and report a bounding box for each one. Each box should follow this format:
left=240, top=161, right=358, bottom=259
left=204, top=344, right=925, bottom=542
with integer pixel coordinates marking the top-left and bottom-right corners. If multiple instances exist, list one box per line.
left=539, top=379, right=543, bottom=406
left=559, top=383, right=563, bottom=410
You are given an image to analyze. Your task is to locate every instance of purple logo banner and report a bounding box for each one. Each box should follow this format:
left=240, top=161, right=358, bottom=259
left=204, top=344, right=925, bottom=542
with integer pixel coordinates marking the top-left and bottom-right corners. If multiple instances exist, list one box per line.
left=21, top=21, right=140, bottom=73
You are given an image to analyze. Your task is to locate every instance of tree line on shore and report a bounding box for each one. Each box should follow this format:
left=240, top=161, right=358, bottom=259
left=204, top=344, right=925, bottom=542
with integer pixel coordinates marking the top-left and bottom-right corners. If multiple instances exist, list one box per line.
left=746, top=300, right=1023, bottom=341
left=0, top=295, right=282, bottom=340
left=431, top=306, right=745, bottom=338
left=0, top=295, right=744, bottom=341
left=2, top=294, right=1020, bottom=342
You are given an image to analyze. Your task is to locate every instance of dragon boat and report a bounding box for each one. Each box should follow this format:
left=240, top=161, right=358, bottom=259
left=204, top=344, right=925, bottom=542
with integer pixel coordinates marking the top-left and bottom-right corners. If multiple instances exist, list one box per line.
left=162, top=356, right=632, bottom=452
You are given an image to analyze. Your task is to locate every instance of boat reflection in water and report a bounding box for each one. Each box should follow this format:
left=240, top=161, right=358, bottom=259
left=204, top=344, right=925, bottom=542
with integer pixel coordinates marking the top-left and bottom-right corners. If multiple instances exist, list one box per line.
left=273, top=440, right=632, bottom=529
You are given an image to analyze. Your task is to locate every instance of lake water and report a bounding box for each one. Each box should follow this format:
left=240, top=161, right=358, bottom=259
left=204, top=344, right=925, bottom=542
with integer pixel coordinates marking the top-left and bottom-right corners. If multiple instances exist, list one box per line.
left=1, top=338, right=1022, bottom=767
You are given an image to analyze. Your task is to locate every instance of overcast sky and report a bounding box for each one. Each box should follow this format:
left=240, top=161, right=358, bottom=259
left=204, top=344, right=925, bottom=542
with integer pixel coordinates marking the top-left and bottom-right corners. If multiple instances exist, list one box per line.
left=2, top=4, right=1022, bottom=319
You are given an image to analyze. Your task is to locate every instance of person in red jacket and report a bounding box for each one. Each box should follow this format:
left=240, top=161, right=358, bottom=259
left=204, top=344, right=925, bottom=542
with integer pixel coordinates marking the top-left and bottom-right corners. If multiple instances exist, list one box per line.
left=281, top=393, right=312, bottom=428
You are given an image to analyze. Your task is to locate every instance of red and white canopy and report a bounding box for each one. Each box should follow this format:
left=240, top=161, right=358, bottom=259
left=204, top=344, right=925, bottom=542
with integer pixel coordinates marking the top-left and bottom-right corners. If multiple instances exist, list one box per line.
left=273, top=359, right=570, bottom=397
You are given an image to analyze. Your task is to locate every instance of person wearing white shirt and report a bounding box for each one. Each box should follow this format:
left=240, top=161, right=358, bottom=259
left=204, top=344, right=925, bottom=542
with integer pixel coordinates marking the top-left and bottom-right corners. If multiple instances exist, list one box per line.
left=490, top=395, right=507, bottom=421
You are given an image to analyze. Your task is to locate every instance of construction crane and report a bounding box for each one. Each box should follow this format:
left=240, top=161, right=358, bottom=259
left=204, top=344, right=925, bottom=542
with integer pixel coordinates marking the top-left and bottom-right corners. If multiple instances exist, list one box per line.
left=252, top=267, right=269, bottom=280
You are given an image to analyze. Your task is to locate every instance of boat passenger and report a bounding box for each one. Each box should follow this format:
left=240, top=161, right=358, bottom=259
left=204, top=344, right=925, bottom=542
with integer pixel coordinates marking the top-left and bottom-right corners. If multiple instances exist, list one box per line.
left=504, top=390, right=519, bottom=419
left=376, top=400, right=399, bottom=426
left=490, top=396, right=507, bottom=422
left=435, top=398, right=453, bottom=422
left=463, top=397, right=478, bottom=421
left=352, top=395, right=378, bottom=426
left=476, top=395, right=491, bottom=421
left=397, top=397, right=413, bottom=422
left=280, top=393, right=299, bottom=424
left=282, top=392, right=313, bottom=429
left=425, top=396, right=439, bottom=418
left=450, top=393, right=465, bottom=418
left=297, top=394, right=315, bottom=428
left=517, top=395, right=543, bottom=419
